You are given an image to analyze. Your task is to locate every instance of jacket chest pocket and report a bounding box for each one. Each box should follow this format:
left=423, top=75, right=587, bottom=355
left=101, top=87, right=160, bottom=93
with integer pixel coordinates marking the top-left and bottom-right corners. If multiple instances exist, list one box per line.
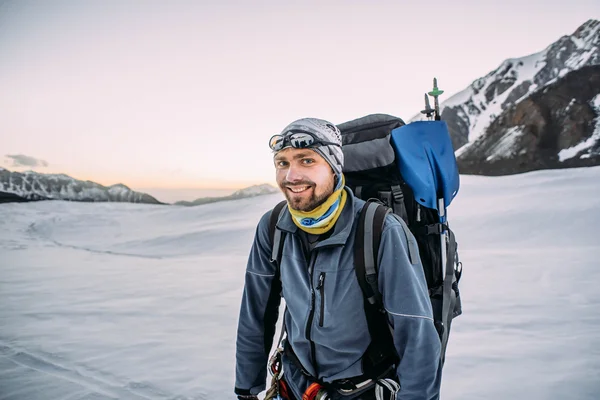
left=316, top=272, right=326, bottom=327
left=314, top=267, right=364, bottom=330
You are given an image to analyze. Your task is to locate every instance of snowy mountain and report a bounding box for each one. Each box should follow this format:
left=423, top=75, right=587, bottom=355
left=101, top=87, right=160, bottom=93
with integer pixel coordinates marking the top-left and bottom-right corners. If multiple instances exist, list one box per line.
left=0, top=168, right=162, bottom=204
left=413, top=19, right=600, bottom=174
left=459, top=65, right=600, bottom=175
left=174, top=183, right=279, bottom=206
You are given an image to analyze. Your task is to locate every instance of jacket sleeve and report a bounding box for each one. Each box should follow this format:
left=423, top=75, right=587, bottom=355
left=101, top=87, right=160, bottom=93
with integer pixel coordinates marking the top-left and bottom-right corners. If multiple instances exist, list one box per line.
left=235, top=211, right=282, bottom=396
left=377, top=216, right=442, bottom=400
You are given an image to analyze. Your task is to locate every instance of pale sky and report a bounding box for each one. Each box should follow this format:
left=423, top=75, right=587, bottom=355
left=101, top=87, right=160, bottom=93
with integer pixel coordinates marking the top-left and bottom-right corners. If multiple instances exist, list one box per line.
left=1, top=0, right=598, bottom=190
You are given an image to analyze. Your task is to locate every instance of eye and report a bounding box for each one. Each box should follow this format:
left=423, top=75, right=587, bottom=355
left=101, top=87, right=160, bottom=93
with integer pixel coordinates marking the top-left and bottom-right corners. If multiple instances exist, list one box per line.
left=275, top=160, right=289, bottom=168
left=301, top=158, right=315, bottom=165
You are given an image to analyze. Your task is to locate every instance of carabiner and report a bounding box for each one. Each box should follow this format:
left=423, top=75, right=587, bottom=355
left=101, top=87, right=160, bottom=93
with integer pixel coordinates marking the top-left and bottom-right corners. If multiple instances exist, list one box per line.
left=303, top=382, right=330, bottom=400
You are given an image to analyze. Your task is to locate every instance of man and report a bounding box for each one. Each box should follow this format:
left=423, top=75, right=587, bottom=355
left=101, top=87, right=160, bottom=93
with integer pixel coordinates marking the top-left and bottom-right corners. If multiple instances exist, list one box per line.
left=235, top=118, right=441, bottom=400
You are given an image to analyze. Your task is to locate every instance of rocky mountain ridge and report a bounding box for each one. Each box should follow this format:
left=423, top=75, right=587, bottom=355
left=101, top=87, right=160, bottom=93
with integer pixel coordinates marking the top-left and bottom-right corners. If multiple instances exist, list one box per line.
left=457, top=65, right=600, bottom=175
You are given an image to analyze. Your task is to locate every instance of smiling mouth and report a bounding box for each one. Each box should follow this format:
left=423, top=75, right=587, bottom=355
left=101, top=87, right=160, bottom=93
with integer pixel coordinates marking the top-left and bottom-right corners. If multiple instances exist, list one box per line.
left=287, top=186, right=311, bottom=194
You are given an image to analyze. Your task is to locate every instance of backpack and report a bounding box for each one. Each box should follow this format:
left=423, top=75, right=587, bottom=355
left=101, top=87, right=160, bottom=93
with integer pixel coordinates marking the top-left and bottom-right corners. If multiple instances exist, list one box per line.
left=268, top=113, right=462, bottom=375
left=338, top=114, right=462, bottom=366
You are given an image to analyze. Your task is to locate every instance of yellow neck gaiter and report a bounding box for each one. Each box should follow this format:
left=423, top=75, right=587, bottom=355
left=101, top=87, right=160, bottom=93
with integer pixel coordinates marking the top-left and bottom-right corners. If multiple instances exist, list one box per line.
left=288, top=175, right=347, bottom=235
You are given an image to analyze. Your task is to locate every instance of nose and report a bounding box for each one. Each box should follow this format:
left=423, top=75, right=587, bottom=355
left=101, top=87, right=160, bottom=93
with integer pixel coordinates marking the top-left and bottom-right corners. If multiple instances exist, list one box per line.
left=285, top=163, right=303, bottom=183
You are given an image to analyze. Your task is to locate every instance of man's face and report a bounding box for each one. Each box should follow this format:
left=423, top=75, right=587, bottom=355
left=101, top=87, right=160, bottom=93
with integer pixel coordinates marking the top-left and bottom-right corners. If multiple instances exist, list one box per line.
left=274, top=147, right=335, bottom=212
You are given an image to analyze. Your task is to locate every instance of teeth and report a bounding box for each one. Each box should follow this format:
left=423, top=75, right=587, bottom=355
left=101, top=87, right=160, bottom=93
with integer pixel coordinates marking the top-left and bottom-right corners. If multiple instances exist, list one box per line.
left=289, top=186, right=309, bottom=193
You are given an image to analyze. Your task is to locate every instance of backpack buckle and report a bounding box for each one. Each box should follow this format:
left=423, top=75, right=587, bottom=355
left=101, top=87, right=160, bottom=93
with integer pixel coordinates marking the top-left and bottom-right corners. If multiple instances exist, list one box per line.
left=390, top=185, right=404, bottom=202
left=365, top=274, right=381, bottom=305
left=425, top=223, right=447, bottom=235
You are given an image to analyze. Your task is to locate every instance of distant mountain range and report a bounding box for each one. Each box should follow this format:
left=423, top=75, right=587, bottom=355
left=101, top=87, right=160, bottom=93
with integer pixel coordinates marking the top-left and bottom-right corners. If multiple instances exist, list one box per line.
left=174, top=184, right=279, bottom=206
left=412, top=19, right=600, bottom=175
left=0, top=168, right=163, bottom=204
left=0, top=167, right=279, bottom=205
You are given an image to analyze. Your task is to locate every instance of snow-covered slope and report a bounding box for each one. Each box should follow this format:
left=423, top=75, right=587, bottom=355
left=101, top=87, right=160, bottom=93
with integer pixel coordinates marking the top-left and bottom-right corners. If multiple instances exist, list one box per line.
left=0, top=168, right=162, bottom=204
left=1, top=167, right=599, bottom=399
left=412, top=19, right=599, bottom=156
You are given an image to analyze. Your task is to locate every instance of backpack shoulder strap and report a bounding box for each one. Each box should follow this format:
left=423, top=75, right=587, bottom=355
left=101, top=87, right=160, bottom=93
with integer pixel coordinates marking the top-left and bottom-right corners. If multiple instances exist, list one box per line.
left=267, top=201, right=289, bottom=360
left=355, top=200, right=398, bottom=376
left=355, top=200, right=389, bottom=307
left=269, top=200, right=288, bottom=266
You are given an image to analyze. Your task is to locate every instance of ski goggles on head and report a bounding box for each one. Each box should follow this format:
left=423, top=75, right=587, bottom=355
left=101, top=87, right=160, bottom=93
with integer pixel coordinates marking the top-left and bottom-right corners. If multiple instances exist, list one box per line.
left=269, top=131, right=340, bottom=152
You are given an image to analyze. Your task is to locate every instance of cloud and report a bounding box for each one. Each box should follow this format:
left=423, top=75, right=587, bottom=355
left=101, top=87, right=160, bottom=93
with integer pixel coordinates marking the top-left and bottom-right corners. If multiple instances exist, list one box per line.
left=5, top=154, right=49, bottom=168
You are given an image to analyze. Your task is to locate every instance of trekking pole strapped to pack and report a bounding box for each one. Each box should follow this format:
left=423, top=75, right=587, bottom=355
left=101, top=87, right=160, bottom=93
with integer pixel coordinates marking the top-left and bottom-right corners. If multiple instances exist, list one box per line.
left=428, top=77, right=444, bottom=121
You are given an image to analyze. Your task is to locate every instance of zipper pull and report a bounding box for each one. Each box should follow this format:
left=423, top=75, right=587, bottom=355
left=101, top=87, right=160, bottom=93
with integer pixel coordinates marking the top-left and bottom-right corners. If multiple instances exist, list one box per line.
left=416, top=204, right=421, bottom=222
left=316, top=272, right=325, bottom=290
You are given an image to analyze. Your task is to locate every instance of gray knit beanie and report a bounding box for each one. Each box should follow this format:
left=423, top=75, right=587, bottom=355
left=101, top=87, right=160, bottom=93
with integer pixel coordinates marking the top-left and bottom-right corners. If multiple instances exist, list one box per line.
left=275, top=117, right=344, bottom=176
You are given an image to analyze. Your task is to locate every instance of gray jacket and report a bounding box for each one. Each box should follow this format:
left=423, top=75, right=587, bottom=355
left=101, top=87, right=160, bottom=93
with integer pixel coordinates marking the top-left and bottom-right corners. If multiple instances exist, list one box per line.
left=235, top=188, right=441, bottom=399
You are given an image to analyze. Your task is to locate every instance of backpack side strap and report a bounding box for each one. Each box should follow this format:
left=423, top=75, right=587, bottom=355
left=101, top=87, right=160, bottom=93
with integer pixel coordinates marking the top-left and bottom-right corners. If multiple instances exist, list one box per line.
left=440, top=227, right=459, bottom=365
left=390, top=184, right=409, bottom=222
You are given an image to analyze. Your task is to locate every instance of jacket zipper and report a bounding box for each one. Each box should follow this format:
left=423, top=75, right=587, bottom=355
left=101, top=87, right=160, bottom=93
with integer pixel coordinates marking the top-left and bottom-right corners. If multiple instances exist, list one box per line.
left=304, top=244, right=338, bottom=377
left=305, top=251, right=319, bottom=377
left=317, top=272, right=326, bottom=327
